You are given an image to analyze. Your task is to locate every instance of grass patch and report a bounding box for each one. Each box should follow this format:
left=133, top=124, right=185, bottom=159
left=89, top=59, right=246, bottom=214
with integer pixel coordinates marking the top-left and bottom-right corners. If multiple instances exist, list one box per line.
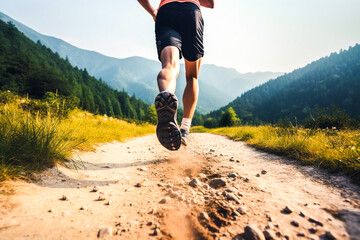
left=0, top=104, right=155, bottom=182
left=61, top=110, right=155, bottom=151
left=193, top=126, right=360, bottom=183
left=0, top=108, right=73, bottom=181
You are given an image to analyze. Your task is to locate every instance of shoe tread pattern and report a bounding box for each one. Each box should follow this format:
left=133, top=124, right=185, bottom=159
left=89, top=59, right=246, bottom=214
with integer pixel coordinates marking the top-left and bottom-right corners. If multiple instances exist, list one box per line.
left=155, top=92, right=181, bottom=151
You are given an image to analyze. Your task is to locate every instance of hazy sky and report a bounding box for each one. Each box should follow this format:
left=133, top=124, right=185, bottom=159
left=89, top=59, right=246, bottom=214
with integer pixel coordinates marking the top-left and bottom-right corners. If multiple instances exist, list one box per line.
left=1, top=0, right=359, bottom=72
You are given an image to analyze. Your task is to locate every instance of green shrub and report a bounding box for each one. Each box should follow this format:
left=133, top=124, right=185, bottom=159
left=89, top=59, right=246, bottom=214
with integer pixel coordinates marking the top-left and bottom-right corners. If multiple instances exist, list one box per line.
left=0, top=109, right=74, bottom=181
left=20, top=92, right=79, bottom=118
left=0, top=90, right=17, bottom=104
left=219, top=107, right=240, bottom=127
left=204, top=117, right=218, bottom=128
left=303, top=105, right=353, bottom=130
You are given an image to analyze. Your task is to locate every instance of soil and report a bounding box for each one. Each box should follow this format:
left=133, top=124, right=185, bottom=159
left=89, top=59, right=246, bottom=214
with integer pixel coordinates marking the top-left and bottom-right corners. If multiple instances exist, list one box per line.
left=1, top=133, right=360, bottom=240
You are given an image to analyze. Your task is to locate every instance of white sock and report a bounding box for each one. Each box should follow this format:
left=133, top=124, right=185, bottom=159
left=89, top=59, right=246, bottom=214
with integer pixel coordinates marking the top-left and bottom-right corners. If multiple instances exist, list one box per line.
left=181, top=118, right=192, bottom=132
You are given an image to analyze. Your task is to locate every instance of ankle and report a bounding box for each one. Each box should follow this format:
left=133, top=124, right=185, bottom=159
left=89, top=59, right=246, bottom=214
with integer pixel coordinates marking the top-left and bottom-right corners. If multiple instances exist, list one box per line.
left=180, top=118, right=192, bottom=132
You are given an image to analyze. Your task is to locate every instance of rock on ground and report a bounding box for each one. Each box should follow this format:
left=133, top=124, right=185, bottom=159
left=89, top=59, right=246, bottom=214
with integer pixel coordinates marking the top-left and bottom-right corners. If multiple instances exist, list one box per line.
left=244, top=225, right=265, bottom=240
left=209, top=178, right=227, bottom=189
left=97, top=227, right=113, bottom=238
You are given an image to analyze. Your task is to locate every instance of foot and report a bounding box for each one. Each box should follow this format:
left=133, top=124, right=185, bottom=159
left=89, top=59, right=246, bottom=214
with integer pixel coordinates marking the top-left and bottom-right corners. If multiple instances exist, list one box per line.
left=155, top=92, right=181, bottom=151
left=180, top=129, right=189, bottom=146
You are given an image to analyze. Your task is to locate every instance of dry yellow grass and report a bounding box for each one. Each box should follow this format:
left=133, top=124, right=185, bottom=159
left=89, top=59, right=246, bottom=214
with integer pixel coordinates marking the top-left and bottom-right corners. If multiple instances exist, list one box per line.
left=61, top=110, right=155, bottom=151
left=193, top=126, right=360, bottom=183
left=0, top=104, right=155, bottom=181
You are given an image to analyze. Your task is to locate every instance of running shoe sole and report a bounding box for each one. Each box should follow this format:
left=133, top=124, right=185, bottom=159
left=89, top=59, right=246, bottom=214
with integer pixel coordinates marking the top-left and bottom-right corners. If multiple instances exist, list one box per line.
left=155, top=92, right=181, bottom=151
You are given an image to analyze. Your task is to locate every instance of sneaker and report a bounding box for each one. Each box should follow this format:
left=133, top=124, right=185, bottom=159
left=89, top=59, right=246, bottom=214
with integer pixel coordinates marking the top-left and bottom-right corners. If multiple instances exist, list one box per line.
left=154, top=91, right=181, bottom=151
left=180, top=129, right=189, bottom=146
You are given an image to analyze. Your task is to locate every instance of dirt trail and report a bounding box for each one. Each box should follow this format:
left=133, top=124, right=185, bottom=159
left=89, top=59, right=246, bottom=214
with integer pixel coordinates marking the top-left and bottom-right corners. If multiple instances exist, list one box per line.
left=1, top=133, right=360, bottom=240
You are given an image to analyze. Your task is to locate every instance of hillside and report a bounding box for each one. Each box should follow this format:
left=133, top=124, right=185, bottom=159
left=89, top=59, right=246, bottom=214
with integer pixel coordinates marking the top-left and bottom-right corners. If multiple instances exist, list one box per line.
left=208, top=44, right=360, bottom=124
left=0, top=11, right=283, bottom=113
left=0, top=19, right=148, bottom=120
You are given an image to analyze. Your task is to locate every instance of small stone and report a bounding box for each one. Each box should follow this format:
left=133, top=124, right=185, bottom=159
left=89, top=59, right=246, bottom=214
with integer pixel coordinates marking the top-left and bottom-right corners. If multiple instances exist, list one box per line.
left=138, top=167, right=148, bottom=172
left=80, top=206, right=88, bottom=210
left=210, top=149, right=215, bottom=152
left=291, top=220, right=299, bottom=227
left=97, top=196, right=106, bottom=201
left=236, top=160, right=240, bottom=163
left=170, top=192, right=180, bottom=199
left=209, top=178, right=227, bottom=189
left=308, top=218, right=323, bottom=227
left=263, top=230, right=276, bottom=240
left=159, top=197, right=171, bottom=204
left=200, top=212, right=210, bottom=220
left=244, top=225, right=266, bottom=240
left=198, top=173, right=207, bottom=180
left=283, top=206, right=293, bottom=214
left=189, top=178, right=202, bottom=187
left=203, top=184, right=210, bottom=190
left=149, top=208, right=157, bottom=214
left=153, top=228, right=160, bottom=236
left=237, top=206, right=247, bottom=215
left=227, top=193, right=241, bottom=203
left=97, top=227, right=113, bottom=238
left=256, top=174, right=261, bottom=177
left=299, top=212, right=306, bottom=217
left=261, top=170, right=267, bottom=175
left=308, top=228, right=317, bottom=234
left=91, top=186, right=98, bottom=192
left=325, top=231, right=338, bottom=240
left=48, top=208, right=55, bottom=213
left=230, top=157, right=235, bottom=162
left=184, top=177, right=191, bottom=183
left=60, top=195, right=67, bottom=201
left=135, top=183, right=142, bottom=188
left=165, top=184, right=173, bottom=188
left=297, top=233, right=306, bottom=237
left=227, top=173, right=238, bottom=178
left=105, top=200, right=111, bottom=205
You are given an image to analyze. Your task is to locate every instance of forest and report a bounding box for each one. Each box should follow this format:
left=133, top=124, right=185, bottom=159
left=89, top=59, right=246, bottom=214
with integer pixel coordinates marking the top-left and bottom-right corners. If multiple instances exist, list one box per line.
left=207, top=44, right=360, bottom=127
left=0, top=20, right=149, bottom=120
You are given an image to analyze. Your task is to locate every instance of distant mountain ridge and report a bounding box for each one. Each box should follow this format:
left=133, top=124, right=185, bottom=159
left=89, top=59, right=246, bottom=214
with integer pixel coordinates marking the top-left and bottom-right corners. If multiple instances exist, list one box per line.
left=0, top=11, right=283, bottom=113
left=208, top=44, right=360, bottom=124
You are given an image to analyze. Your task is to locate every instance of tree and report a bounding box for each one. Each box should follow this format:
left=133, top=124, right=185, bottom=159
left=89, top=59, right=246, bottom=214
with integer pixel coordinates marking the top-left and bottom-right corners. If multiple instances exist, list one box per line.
left=144, top=105, right=157, bottom=124
left=204, top=117, right=218, bottom=128
left=219, top=107, right=240, bottom=127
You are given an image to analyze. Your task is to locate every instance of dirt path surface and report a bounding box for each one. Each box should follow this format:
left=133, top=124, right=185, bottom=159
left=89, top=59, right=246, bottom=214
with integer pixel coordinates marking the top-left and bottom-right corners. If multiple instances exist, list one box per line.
left=1, top=133, right=360, bottom=240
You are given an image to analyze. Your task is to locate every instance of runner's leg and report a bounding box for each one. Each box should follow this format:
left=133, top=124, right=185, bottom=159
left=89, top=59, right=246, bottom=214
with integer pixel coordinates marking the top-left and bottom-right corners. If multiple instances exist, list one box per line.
left=183, top=58, right=202, bottom=119
left=157, top=46, right=180, bottom=92
left=154, top=46, right=182, bottom=151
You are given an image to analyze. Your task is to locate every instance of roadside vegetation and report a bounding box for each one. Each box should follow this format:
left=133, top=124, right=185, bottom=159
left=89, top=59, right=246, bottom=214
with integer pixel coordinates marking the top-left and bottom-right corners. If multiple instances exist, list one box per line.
left=0, top=91, right=155, bottom=182
left=193, top=124, right=360, bottom=183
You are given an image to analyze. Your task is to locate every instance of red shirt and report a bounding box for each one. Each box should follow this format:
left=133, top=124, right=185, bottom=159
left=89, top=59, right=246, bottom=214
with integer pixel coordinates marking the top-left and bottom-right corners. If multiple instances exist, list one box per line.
left=159, top=0, right=200, bottom=9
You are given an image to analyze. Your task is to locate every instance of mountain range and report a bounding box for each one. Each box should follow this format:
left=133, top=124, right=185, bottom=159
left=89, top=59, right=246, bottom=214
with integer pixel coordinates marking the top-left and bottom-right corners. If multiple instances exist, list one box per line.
left=0, top=11, right=283, bottom=113
left=208, top=44, right=360, bottom=124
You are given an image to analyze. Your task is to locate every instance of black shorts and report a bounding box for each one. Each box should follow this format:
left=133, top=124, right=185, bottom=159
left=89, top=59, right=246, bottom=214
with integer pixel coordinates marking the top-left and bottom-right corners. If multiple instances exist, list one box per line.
left=155, top=2, right=204, bottom=62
